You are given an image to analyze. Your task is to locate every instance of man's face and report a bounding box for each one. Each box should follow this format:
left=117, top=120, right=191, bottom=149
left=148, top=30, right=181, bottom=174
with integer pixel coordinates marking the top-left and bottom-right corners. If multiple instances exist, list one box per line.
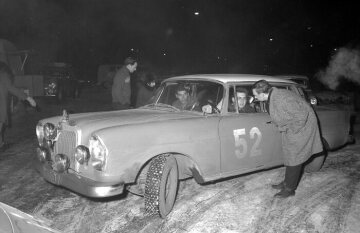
left=127, top=62, right=138, bottom=73
left=236, top=92, right=247, bottom=109
left=252, top=89, right=267, bottom=101
left=176, top=90, right=189, bottom=105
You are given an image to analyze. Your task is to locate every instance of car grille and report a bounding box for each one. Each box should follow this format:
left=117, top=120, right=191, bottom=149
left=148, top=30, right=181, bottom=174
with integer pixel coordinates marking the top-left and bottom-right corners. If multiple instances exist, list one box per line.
left=54, top=130, right=76, bottom=165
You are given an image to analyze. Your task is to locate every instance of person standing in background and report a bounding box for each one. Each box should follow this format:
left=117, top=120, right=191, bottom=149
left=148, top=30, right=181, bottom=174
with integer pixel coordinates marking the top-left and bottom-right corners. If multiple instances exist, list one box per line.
left=111, top=57, right=137, bottom=110
left=0, top=61, right=36, bottom=151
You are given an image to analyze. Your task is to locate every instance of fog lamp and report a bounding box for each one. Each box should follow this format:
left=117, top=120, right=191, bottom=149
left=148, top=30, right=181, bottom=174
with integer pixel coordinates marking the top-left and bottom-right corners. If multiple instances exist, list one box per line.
left=75, top=145, right=90, bottom=165
left=36, top=147, right=50, bottom=163
left=53, top=154, right=70, bottom=173
left=44, top=123, right=57, bottom=140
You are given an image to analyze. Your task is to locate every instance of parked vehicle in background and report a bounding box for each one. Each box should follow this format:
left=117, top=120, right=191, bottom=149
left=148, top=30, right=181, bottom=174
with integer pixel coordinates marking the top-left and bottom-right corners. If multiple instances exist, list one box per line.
left=42, top=62, right=79, bottom=102
left=275, top=75, right=318, bottom=105
left=34, top=74, right=353, bottom=218
left=0, top=202, right=61, bottom=233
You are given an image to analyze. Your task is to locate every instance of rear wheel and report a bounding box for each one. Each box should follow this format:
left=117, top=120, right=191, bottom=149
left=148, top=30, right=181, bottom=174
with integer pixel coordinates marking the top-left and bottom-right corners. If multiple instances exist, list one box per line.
left=144, top=154, right=179, bottom=218
left=304, top=138, right=329, bottom=173
left=304, top=154, right=326, bottom=172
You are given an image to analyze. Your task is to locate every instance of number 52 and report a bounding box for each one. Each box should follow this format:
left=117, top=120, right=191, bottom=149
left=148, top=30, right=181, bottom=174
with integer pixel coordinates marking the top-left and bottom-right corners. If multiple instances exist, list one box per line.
left=233, top=127, right=262, bottom=159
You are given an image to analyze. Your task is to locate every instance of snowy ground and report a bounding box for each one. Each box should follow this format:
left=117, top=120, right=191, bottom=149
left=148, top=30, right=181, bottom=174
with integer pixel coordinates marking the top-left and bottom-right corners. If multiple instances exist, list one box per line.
left=0, top=86, right=359, bottom=233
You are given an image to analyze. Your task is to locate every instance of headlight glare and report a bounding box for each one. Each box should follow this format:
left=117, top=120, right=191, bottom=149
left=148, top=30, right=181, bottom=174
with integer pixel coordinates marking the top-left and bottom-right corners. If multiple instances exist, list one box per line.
left=44, top=123, right=57, bottom=140
left=89, top=136, right=107, bottom=171
left=36, top=122, right=45, bottom=146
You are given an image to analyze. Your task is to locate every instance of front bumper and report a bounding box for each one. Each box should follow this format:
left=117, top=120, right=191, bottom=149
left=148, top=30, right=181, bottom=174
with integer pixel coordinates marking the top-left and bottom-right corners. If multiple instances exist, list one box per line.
left=34, top=159, right=125, bottom=198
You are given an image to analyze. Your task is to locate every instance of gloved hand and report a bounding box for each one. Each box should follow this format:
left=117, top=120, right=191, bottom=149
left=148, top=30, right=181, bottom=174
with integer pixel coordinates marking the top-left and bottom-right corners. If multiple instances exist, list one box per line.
left=26, top=96, right=37, bottom=107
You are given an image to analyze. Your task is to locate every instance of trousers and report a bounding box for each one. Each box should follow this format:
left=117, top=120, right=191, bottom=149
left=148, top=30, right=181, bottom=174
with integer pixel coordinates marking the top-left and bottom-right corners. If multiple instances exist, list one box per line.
left=284, top=164, right=303, bottom=191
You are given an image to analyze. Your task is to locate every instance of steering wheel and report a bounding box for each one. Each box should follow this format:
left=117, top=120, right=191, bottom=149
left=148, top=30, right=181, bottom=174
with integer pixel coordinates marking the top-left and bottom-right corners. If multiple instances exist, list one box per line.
left=189, top=101, right=199, bottom=111
left=206, top=100, right=220, bottom=113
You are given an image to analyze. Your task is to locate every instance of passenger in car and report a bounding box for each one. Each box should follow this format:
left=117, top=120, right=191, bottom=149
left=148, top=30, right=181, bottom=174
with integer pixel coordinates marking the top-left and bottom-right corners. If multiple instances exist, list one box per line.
left=252, top=79, right=323, bottom=198
left=228, top=87, right=256, bottom=113
left=172, top=84, right=199, bottom=110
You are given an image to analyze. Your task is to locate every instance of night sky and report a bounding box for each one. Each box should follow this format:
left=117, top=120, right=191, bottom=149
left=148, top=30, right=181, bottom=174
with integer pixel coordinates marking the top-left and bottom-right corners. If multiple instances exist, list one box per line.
left=1, top=0, right=359, bottom=80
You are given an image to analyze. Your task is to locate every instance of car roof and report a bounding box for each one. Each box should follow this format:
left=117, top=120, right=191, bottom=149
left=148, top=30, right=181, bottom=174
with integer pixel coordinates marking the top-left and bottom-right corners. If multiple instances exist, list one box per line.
left=165, top=74, right=296, bottom=84
left=274, top=74, right=309, bottom=81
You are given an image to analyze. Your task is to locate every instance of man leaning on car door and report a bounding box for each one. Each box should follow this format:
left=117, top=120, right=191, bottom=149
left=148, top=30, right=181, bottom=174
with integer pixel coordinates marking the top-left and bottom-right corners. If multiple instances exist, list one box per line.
left=252, top=80, right=323, bottom=198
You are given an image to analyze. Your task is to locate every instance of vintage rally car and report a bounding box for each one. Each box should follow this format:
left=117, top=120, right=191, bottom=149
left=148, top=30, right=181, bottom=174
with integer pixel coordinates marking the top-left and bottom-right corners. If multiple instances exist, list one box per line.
left=42, top=62, right=79, bottom=102
left=35, top=74, right=353, bottom=218
left=0, top=202, right=61, bottom=233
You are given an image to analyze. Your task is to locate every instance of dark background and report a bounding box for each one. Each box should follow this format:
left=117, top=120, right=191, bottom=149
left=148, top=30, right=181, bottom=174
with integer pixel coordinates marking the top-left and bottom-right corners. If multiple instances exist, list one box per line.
left=1, top=0, right=359, bottom=81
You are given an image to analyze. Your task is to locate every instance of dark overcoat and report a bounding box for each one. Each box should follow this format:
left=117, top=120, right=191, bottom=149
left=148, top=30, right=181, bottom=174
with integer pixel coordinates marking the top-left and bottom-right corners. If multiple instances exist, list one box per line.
left=268, top=88, right=323, bottom=166
left=0, top=72, right=26, bottom=124
left=111, top=66, right=131, bottom=105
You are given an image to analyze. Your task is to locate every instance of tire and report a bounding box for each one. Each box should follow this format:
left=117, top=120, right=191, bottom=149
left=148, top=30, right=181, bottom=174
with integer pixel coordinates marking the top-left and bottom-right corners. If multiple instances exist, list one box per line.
left=145, top=154, right=179, bottom=218
left=304, top=138, right=328, bottom=173
left=304, top=154, right=325, bottom=172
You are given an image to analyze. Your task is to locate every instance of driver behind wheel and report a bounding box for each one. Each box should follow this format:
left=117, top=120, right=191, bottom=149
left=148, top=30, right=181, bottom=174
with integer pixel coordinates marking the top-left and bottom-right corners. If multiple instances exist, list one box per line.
left=172, top=84, right=199, bottom=110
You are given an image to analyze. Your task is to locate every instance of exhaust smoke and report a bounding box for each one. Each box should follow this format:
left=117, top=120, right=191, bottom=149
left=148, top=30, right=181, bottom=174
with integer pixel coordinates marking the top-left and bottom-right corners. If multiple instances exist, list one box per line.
left=315, top=47, right=360, bottom=90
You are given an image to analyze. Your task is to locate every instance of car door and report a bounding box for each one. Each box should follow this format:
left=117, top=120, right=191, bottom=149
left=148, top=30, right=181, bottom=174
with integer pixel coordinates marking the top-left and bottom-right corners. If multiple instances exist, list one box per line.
left=218, top=85, right=283, bottom=177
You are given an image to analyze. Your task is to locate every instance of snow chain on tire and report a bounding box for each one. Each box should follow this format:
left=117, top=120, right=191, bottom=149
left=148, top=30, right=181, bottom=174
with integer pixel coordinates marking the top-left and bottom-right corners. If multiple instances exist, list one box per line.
left=144, top=153, right=179, bottom=217
left=144, top=155, right=168, bottom=216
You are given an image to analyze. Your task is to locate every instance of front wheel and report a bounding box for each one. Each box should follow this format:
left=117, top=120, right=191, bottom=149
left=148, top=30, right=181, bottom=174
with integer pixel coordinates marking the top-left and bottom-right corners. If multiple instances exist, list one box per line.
left=144, top=154, right=179, bottom=218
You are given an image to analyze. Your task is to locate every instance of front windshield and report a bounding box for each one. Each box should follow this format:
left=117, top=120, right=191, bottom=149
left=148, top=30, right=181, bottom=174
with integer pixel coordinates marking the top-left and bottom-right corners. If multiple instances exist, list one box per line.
left=145, top=80, right=224, bottom=112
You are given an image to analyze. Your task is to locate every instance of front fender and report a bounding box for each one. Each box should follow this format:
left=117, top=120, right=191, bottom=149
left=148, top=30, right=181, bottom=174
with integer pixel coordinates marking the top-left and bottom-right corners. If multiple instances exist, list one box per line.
left=95, top=116, right=221, bottom=183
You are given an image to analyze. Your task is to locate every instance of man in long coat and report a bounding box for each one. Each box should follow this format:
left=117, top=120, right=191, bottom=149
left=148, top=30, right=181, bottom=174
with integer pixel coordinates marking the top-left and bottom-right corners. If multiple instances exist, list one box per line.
left=0, top=61, right=36, bottom=151
left=252, top=80, right=323, bottom=198
left=111, top=57, right=138, bottom=110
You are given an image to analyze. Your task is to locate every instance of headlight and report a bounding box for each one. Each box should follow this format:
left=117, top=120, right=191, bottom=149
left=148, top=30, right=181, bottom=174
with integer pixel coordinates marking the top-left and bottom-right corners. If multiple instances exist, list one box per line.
left=75, top=145, right=90, bottom=165
left=44, top=123, right=57, bottom=140
left=89, top=136, right=107, bottom=171
left=36, top=122, right=45, bottom=146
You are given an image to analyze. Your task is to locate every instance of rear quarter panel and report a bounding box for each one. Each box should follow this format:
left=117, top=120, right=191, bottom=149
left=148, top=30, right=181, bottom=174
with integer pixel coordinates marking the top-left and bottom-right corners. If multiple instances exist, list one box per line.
left=315, top=105, right=351, bottom=149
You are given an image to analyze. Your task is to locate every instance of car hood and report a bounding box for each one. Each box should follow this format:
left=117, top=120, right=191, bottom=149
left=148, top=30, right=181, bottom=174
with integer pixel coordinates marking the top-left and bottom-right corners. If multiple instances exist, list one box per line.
left=0, top=202, right=61, bottom=233
left=42, top=108, right=202, bottom=133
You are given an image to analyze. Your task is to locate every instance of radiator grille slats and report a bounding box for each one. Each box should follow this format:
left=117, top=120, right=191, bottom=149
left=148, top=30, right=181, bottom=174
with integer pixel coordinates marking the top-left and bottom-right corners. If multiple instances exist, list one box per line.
left=54, top=130, right=76, bottom=165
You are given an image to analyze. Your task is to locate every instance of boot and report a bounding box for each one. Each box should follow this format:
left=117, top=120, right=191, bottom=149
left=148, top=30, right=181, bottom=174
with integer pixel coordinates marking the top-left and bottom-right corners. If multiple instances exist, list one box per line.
left=271, top=181, right=284, bottom=190
left=274, top=187, right=295, bottom=198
